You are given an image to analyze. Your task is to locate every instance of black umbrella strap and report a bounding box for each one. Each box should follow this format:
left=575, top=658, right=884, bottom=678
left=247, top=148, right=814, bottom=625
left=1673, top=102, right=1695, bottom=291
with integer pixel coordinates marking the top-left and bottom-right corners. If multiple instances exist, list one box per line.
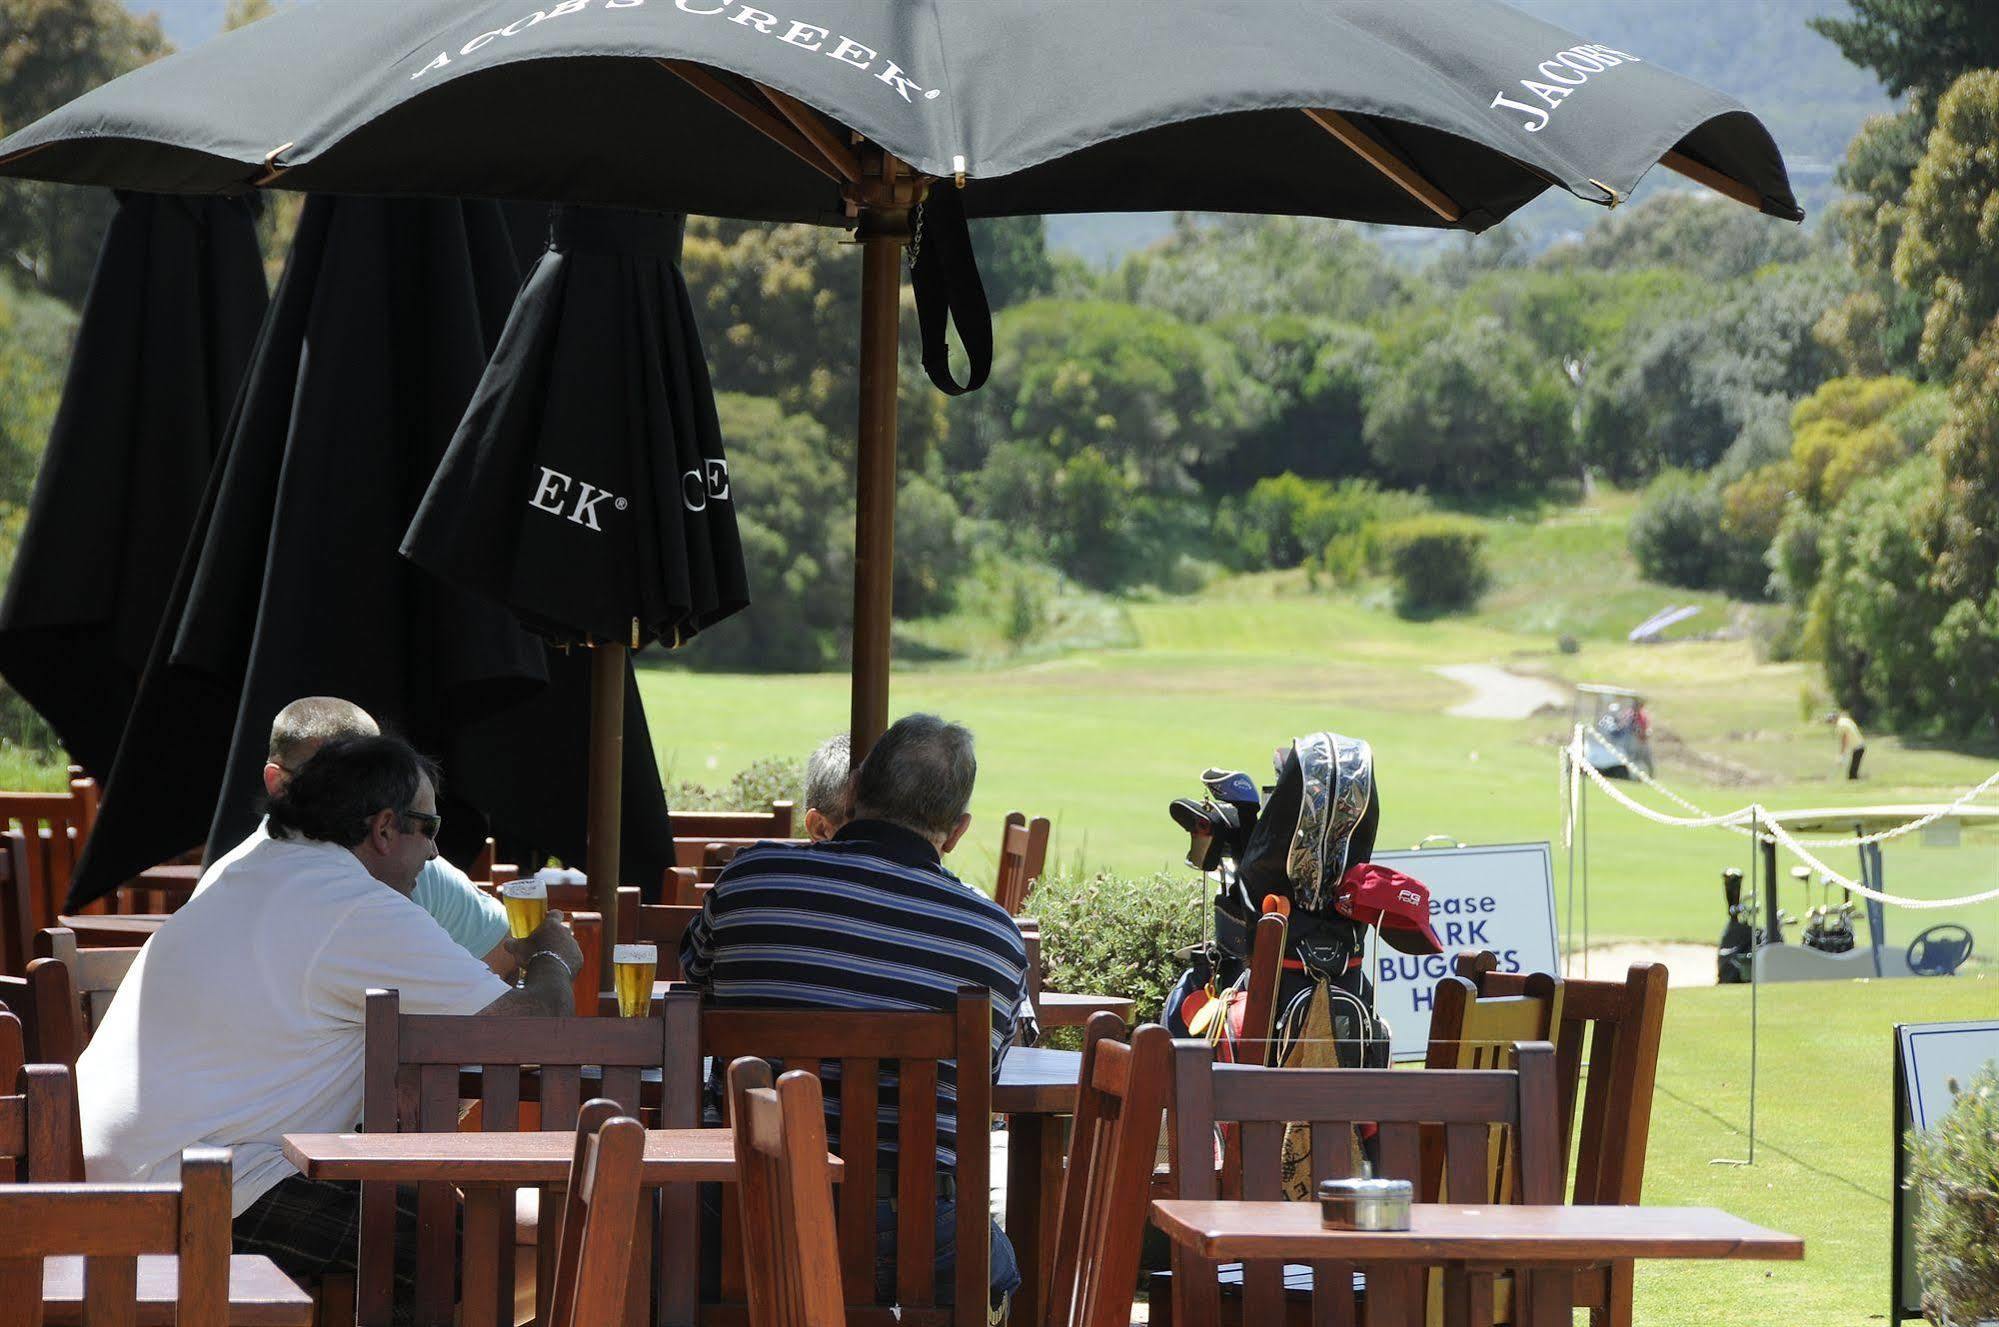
left=909, top=188, right=991, bottom=396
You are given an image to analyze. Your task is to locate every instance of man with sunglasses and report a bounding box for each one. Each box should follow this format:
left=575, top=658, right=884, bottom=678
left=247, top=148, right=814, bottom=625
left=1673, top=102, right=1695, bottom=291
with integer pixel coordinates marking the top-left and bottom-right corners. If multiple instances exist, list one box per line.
left=195, top=696, right=517, bottom=976
left=78, top=733, right=585, bottom=1304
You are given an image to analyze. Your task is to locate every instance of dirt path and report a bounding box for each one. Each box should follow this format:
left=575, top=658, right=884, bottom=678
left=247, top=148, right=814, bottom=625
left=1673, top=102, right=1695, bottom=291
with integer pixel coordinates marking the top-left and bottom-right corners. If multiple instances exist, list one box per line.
left=1432, top=663, right=1569, bottom=720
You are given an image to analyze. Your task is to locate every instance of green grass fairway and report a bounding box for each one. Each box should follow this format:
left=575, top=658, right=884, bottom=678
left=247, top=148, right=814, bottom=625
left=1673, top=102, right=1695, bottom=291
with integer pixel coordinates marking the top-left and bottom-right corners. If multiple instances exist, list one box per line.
left=1636, top=975, right=1995, bottom=1326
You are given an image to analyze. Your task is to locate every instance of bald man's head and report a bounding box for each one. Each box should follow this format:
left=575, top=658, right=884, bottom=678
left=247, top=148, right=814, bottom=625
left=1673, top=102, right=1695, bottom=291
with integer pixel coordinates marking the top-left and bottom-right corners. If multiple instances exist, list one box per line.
left=268, top=697, right=379, bottom=773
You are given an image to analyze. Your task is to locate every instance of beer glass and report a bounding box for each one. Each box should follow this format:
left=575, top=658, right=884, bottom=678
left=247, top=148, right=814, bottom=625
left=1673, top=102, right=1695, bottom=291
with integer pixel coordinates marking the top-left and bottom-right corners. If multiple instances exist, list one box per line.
left=501, top=879, right=548, bottom=941
left=613, top=943, right=658, bottom=1018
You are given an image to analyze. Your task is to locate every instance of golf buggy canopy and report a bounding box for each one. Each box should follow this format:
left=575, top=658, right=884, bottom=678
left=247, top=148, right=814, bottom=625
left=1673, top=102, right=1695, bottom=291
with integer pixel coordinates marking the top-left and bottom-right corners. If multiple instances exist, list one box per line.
left=1575, top=683, right=1653, bottom=778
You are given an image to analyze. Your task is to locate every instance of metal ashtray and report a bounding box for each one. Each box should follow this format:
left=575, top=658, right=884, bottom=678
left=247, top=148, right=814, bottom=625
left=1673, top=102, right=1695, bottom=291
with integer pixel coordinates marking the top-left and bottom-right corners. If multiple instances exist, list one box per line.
left=1317, top=1177, right=1412, bottom=1231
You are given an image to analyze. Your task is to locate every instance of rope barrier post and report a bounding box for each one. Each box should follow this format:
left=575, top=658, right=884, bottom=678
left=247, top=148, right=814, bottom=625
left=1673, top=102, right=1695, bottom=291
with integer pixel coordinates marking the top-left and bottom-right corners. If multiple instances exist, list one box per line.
left=1747, top=806, right=1760, bottom=1166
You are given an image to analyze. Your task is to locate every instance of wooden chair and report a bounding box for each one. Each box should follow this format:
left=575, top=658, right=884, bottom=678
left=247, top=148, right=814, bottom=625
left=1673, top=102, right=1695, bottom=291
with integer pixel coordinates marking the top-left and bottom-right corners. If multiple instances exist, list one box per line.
left=661, top=867, right=704, bottom=906
left=675, top=802, right=795, bottom=840
left=1, top=831, right=34, bottom=977
left=993, top=813, right=1050, bottom=916
left=0, top=775, right=96, bottom=944
left=360, top=987, right=701, bottom=1327
left=1452, top=954, right=1668, bottom=1327
left=0, top=1012, right=18, bottom=1089
left=0, top=1047, right=74, bottom=1182
left=675, top=837, right=809, bottom=875
left=1044, top=1016, right=1172, bottom=1327
left=631, top=903, right=703, bottom=982
left=34, top=928, right=140, bottom=1047
left=726, top=1059, right=845, bottom=1327
left=1234, top=912, right=1288, bottom=1069
left=545, top=1101, right=649, bottom=1327
left=0, top=959, right=82, bottom=1182
left=1018, top=921, right=1134, bottom=1030
left=702, top=985, right=993, bottom=1327
left=0, top=1146, right=232, bottom=1327
left=1166, top=1038, right=1562, bottom=1327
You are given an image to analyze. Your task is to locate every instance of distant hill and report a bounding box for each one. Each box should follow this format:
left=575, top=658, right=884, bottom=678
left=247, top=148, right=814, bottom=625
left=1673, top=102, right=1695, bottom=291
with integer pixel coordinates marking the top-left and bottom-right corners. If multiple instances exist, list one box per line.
left=126, top=0, right=1891, bottom=263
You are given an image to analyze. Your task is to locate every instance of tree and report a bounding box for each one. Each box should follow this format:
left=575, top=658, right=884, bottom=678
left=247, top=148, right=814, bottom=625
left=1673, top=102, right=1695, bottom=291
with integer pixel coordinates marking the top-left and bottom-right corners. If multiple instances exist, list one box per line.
left=0, top=0, right=170, bottom=303
left=1786, top=375, right=1923, bottom=509
left=680, top=218, right=946, bottom=471
left=1363, top=315, right=1572, bottom=491
left=974, top=298, right=1270, bottom=491
left=968, top=216, right=1054, bottom=311
left=1809, top=0, right=1999, bottom=109
left=1580, top=262, right=1850, bottom=480
left=1539, top=191, right=1810, bottom=283
left=1115, top=215, right=1413, bottom=328
left=1893, top=70, right=1999, bottom=379
left=1202, top=316, right=1377, bottom=487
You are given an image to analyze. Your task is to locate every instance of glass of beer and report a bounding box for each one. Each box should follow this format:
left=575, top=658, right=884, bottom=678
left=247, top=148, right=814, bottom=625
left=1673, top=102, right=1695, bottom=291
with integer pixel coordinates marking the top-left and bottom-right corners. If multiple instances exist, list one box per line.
left=613, top=944, right=658, bottom=1018
left=501, top=880, right=548, bottom=941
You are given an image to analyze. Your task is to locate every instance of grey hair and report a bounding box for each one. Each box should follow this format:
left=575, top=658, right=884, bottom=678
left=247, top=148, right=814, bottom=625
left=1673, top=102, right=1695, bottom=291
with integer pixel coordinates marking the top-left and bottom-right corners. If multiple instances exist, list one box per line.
left=804, top=733, right=852, bottom=817
left=851, top=714, right=976, bottom=839
left=269, top=696, right=379, bottom=767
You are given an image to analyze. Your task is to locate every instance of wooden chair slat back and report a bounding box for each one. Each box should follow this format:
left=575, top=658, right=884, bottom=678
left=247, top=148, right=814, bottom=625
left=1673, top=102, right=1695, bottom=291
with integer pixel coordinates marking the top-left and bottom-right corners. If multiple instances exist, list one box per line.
left=0, top=779, right=94, bottom=940
left=0, top=959, right=77, bottom=1068
left=1046, top=1017, right=1171, bottom=1327
left=631, top=904, right=701, bottom=981
left=0, top=1012, right=19, bottom=1090
left=675, top=838, right=810, bottom=875
left=1170, top=1039, right=1560, bottom=1327
left=0, top=1061, right=75, bottom=1181
left=33, top=930, right=139, bottom=1046
left=1237, top=913, right=1288, bottom=1069
left=1, top=831, right=34, bottom=978
left=993, top=813, right=1051, bottom=917
left=727, top=1060, right=845, bottom=1327
left=1422, top=973, right=1562, bottom=1207
left=674, top=803, right=795, bottom=841
left=359, top=988, right=699, bottom=1327
left=702, top=987, right=992, bottom=1327
left=661, top=867, right=703, bottom=906
left=544, top=1105, right=647, bottom=1327
left=0, top=1146, right=229, bottom=1327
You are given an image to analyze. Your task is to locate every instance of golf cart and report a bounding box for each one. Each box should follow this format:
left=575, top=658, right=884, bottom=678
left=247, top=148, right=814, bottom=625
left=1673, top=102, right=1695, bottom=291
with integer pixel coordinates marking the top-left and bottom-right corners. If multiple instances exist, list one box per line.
left=1575, top=683, right=1653, bottom=779
left=1715, top=805, right=1988, bottom=983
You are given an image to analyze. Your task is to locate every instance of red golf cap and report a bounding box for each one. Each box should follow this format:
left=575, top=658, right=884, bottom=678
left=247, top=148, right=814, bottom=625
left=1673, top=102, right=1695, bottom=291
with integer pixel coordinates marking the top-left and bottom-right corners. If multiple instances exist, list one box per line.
left=1335, top=863, right=1444, bottom=955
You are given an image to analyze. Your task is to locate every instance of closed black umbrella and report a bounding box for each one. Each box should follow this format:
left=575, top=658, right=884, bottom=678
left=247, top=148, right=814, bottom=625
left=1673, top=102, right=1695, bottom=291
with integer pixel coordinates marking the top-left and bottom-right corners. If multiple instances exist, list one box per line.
left=405, top=204, right=747, bottom=932
left=69, top=194, right=675, bottom=907
left=0, top=192, right=266, bottom=778
left=0, top=0, right=1803, bottom=758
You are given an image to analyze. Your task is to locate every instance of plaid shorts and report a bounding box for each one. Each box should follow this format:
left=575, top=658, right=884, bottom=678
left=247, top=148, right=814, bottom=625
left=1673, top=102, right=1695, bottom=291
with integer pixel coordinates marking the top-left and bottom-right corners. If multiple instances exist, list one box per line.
left=232, top=1175, right=426, bottom=1306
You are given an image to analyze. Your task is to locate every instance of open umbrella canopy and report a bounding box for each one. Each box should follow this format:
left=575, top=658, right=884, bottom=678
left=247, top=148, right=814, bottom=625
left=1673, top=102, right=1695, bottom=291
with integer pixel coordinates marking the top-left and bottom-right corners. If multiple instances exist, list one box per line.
left=0, top=1, right=1798, bottom=228
left=69, top=194, right=675, bottom=907
left=403, top=205, right=749, bottom=650
left=0, top=192, right=266, bottom=778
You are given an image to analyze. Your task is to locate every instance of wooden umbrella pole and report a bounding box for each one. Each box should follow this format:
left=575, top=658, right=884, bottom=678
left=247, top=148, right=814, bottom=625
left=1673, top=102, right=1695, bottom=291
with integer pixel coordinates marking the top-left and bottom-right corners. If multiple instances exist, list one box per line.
left=848, top=154, right=912, bottom=761
left=586, top=641, right=625, bottom=969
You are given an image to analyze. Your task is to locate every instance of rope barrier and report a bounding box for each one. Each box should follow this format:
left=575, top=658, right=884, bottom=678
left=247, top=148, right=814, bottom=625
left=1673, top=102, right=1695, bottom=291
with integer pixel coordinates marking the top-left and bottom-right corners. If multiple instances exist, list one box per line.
left=1564, top=727, right=1999, bottom=911
left=1613, top=736, right=1999, bottom=847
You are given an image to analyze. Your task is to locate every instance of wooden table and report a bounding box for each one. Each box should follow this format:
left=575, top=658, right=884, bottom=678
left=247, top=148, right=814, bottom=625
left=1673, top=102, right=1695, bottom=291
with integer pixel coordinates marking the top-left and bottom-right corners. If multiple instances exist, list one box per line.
left=1151, top=1201, right=1804, bottom=1327
left=993, top=1046, right=1082, bottom=1327
left=43, top=1255, right=313, bottom=1327
left=1033, top=992, right=1137, bottom=1029
left=283, top=1129, right=804, bottom=1327
left=441, top=1047, right=1083, bottom=1327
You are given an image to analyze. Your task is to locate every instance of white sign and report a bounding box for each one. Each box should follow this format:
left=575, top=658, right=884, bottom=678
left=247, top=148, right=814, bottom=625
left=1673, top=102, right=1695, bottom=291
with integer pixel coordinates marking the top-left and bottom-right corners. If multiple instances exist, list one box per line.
left=1899, top=1020, right=1999, bottom=1130
left=1894, top=1020, right=1999, bottom=1321
left=1368, top=842, right=1560, bottom=1061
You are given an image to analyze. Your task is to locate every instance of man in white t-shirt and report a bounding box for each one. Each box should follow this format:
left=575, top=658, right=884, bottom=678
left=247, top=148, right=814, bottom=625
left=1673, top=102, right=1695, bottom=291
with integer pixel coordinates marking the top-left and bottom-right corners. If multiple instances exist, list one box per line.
left=197, top=697, right=513, bottom=975
left=78, top=734, right=584, bottom=1297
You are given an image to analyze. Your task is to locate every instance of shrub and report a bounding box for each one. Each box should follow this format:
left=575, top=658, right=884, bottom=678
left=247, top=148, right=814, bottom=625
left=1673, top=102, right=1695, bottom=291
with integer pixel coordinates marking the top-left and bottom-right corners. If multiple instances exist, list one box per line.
left=1907, top=1064, right=1999, bottom=1324
left=1379, top=515, right=1489, bottom=616
left=1629, top=469, right=1724, bottom=590
left=667, top=755, right=809, bottom=813
left=1025, top=868, right=1205, bottom=1048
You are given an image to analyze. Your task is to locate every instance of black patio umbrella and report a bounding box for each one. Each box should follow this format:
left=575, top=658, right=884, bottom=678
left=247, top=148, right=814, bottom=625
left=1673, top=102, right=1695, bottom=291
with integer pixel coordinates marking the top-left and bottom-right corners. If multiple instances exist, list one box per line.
left=403, top=204, right=748, bottom=911
left=68, top=194, right=676, bottom=907
left=0, top=0, right=1803, bottom=761
left=0, top=192, right=266, bottom=779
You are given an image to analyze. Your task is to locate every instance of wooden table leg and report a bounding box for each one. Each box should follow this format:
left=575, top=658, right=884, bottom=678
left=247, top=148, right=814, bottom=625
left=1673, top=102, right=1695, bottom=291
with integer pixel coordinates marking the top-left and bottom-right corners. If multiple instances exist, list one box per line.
left=1524, top=1268, right=1573, bottom=1327
left=459, top=1188, right=502, bottom=1327
left=1005, top=1116, right=1052, bottom=1327
left=1441, top=1265, right=1494, bottom=1327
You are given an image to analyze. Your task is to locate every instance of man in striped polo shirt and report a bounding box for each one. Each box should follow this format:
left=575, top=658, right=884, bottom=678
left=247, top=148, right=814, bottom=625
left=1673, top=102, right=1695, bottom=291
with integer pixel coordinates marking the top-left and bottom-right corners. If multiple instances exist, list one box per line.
left=682, top=713, right=1026, bottom=1308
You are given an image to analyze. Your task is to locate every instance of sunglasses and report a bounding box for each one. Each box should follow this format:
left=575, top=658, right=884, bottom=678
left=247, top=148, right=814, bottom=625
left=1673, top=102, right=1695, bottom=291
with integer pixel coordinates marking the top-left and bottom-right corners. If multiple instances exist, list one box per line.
left=399, top=810, right=442, bottom=840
